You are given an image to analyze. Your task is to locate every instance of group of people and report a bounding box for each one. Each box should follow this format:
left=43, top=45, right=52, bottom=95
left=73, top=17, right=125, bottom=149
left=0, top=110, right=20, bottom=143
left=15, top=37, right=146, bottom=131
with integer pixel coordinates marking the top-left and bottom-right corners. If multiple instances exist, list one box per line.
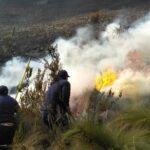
left=0, top=70, right=71, bottom=147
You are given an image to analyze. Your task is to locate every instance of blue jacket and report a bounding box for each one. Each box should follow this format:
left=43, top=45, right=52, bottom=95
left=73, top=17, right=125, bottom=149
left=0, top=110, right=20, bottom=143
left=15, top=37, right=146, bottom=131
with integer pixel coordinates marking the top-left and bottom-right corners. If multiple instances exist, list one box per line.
left=43, top=79, right=71, bottom=112
left=0, top=95, right=19, bottom=123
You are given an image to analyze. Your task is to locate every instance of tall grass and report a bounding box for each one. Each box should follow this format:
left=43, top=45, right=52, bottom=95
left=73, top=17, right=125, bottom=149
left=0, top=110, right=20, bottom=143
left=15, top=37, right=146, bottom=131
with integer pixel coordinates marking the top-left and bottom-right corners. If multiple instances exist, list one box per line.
left=13, top=45, right=62, bottom=149
left=12, top=46, right=150, bottom=150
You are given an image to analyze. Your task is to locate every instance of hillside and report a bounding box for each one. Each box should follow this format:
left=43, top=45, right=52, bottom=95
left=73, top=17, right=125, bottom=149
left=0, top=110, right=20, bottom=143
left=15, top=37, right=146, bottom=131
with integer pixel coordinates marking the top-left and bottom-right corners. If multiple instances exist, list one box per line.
left=0, top=0, right=149, bottom=64
left=0, top=0, right=149, bottom=25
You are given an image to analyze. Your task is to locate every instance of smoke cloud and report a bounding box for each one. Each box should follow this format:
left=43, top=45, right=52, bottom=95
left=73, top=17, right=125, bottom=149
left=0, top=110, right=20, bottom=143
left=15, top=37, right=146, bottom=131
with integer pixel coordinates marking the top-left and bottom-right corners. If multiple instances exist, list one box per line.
left=0, top=57, right=45, bottom=96
left=1, top=12, right=150, bottom=102
left=54, top=12, right=150, bottom=98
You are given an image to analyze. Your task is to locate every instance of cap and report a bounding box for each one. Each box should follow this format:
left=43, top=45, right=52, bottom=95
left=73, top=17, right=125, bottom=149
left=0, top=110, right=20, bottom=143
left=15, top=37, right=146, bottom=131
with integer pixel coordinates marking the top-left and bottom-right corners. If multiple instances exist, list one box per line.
left=58, top=70, right=70, bottom=79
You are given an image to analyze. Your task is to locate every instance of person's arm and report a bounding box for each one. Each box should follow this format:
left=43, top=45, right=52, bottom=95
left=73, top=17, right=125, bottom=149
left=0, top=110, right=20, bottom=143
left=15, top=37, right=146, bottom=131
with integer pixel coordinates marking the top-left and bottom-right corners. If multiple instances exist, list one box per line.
left=61, top=81, right=71, bottom=111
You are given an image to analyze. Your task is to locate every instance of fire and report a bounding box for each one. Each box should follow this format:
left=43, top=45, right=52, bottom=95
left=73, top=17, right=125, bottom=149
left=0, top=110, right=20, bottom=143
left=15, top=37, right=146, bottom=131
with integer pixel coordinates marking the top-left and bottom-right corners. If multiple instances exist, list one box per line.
left=95, top=69, right=117, bottom=91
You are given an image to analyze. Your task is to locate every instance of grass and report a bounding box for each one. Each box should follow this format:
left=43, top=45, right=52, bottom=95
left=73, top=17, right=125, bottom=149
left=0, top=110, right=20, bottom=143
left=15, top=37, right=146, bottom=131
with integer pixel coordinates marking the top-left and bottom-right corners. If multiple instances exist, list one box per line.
left=2, top=19, right=148, bottom=149
left=11, top=48, right=150, bottom=149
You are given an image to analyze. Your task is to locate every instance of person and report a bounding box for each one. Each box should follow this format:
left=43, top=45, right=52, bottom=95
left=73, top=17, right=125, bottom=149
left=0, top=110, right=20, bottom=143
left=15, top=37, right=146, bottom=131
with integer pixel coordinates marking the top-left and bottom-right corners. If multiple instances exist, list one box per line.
left=41, top=70, right=71, bottom=129
left=0, top=85, right=19, bottom=147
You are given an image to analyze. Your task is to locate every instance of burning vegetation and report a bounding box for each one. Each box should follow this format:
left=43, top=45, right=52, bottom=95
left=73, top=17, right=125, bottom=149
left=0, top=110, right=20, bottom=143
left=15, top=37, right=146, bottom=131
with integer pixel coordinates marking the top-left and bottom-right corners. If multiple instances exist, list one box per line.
left=95, top=69, right=117, bottom=91
left=0, top=6, right=150, bottom=150
left=8, top=44, right=150, bottom=150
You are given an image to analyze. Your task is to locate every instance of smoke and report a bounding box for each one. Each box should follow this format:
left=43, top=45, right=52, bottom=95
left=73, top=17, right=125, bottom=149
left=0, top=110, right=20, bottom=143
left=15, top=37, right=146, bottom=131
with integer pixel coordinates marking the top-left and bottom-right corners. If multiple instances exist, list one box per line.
left=109, top=69, right=150, bottom=97
left=54, top=12, right=150, bottom=98
left=1, top=12, right=150, bottom=102
left=0, top=57, right=45, bottom=96
left=0, top=57, right=27, bottom=89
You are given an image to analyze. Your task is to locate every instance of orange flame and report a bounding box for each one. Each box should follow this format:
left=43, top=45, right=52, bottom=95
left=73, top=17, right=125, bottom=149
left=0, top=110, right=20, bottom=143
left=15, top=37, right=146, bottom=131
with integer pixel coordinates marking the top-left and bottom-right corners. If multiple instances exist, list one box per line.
left=95, top=69, right=117, bottom=91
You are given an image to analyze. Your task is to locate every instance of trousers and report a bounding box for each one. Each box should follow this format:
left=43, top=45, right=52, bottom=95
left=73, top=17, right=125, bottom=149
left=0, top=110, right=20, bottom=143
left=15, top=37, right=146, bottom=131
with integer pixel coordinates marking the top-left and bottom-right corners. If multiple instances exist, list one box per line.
left=0, top=124, right=16, bottom=146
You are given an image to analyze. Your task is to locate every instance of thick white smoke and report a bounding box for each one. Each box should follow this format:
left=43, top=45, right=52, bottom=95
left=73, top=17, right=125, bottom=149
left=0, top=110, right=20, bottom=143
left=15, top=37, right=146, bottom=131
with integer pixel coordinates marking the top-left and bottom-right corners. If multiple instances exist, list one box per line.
left=1, top=12, right=150, bottom=102
left=111, top=69, right=150, bottom=97
left=0, top=57, right=45, bottom=97
left=0, top=57, right=26, bottom=88
left=54, top=12, right=150, bottom=98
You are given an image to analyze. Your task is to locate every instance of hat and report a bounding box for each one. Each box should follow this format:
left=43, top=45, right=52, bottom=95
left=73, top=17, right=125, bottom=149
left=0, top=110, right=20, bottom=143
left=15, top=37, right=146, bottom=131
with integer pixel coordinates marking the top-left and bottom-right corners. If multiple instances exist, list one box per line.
left=0, top=85, right=8, bottom=95
left=58, top=70, right=70, bottom=79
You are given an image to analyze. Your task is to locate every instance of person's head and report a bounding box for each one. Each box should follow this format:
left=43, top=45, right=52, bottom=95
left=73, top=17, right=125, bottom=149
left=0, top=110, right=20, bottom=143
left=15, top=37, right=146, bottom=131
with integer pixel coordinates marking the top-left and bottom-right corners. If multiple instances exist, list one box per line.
left=57, top=70, right=70, bottom=80
left=0, top=85, right=8, bottom=96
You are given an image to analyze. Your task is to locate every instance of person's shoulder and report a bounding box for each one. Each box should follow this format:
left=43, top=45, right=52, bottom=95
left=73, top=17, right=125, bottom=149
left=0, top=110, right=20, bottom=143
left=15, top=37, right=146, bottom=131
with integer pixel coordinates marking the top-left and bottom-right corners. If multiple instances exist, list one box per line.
left=59, top=79, right=70, bottom=86
left=0, top=95, right=18, bottom=104
left=7, top=95, right=18, bottom=103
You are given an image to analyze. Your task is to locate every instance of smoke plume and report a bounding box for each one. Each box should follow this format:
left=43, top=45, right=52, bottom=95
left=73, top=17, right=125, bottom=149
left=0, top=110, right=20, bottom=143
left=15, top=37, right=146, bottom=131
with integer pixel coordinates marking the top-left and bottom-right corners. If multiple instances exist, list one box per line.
left=0, top=57, right=44, bottom=96
left=1, top=12, right=150, bottom=102
left=54, top=12, right=150, bottom=98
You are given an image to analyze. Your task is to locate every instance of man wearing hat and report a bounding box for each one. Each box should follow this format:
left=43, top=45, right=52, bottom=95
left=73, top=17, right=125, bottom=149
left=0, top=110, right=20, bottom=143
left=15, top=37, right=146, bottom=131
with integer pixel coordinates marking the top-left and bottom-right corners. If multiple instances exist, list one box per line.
left=0, top=85, right=19, bottom=147
left=41, top=70, right=71, bottom=129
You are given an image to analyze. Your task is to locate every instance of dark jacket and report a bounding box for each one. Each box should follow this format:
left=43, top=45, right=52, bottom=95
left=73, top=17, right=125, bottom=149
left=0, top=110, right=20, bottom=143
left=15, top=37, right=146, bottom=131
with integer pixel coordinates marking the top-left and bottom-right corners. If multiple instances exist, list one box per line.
left=0, top=95, right=19, bottom=123
left=43, top=79, right=71, bottom=112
